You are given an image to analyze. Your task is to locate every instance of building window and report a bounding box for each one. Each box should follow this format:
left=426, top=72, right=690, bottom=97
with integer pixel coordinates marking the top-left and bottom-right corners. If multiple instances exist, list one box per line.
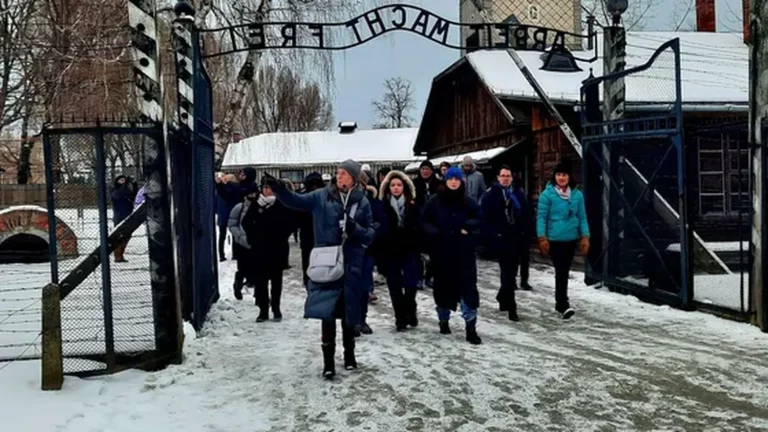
left=698, top=135, right=748, bottom=216
left=280, top=169, right=303, bottom=184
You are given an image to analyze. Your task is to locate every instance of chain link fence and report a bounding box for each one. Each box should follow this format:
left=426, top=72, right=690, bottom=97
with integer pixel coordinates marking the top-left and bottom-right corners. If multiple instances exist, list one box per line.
left=42, top=126, right=160, bottom=375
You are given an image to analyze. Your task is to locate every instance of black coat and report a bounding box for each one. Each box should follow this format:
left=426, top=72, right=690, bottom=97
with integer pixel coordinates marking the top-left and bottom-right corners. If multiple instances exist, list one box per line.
left=480, top=182, right=531, bottom=253
left=110, top=177, right=136, bottom=225
left=413, top=174, right=442, bottom=207
left=421, top=184, right=481, bottom=310
left=242, top=199, right=295, bottom=276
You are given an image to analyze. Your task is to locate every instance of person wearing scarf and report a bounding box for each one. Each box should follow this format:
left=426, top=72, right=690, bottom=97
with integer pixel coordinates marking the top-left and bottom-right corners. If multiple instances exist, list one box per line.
left=480, top=165, right=527, bottom=322
left=421, top=167, right=482, bottom=345
left=536, top=158, right=590, bottom=320
left=376, top=170, right=421, bottom=331
left=242, top=178, right=296, bottom=323
left=265, top=160, right=374, bottom=380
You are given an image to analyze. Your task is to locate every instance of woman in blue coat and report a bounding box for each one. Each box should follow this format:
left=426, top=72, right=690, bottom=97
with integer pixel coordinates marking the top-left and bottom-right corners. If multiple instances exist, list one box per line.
left=265, top=160, right=374, bottom=380
left=377, top=170, right=422, bottom=331
left=421, top=167, right=482, bottom=345
left=536, top=158, right=590, bottom=319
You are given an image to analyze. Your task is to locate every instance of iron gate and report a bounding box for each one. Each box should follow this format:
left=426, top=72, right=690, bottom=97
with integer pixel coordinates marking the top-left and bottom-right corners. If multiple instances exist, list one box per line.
left=580, top=38, right=694, bottom=308
left=41, top=122, right=179, bottom=376
left=172, top=11, right=218, bottom=330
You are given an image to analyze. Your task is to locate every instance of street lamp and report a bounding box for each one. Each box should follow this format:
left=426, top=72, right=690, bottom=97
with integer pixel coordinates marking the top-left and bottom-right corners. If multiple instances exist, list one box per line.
left=605, top=0, right=628, bottom=25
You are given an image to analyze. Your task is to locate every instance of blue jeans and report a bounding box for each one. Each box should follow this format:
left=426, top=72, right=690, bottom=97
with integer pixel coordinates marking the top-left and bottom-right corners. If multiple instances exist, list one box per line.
left=437, top=300, right=477, bottom=322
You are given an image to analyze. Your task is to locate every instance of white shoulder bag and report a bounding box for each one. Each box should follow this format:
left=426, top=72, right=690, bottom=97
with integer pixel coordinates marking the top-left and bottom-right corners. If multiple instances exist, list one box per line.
left=306, top=196, right=358, bottom=284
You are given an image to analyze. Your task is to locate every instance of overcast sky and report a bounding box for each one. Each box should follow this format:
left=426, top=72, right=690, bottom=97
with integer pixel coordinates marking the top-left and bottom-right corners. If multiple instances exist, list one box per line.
left=330, top=0, right=745, bottom=129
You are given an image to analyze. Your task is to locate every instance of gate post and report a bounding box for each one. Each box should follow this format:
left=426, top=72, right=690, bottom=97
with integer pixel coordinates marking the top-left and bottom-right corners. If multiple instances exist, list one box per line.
left=749, top=2, right=768, bottom=331
left=602, top=7, right=627, bottom=280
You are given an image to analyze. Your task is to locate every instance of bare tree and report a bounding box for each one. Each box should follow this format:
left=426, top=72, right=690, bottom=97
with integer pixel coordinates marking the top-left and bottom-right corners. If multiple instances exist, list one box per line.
left=201, top=0, right=369, bottom=155
left=582, top=0, right=661, bottom=31
left=241, top=64, right=332, bottom=135
left=0, top=0, right=36, bottom=134
left=372, top=77, right=415, bottom=129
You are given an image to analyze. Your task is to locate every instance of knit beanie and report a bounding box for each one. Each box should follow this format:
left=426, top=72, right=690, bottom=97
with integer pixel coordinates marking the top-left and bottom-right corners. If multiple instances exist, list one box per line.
left=419, top=160, right=434, bottom=170
left=444, top=166, right=463, bottom=181
left=339, top=159, right=362, bottom=180
left=553, top=157, right=573, bottom=177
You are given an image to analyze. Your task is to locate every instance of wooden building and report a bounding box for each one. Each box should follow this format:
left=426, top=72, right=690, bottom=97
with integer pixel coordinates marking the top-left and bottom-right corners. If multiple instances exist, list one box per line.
left=221, top=123, right=422, bottom=186
left=414, top=31, right=748, bottom=242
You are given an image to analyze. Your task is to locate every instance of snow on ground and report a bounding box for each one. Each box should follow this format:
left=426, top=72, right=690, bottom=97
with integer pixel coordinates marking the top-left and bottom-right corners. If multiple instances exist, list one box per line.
left=0, top=208, right=154, bottom=364
left=3, top=243, right=768, bottom=431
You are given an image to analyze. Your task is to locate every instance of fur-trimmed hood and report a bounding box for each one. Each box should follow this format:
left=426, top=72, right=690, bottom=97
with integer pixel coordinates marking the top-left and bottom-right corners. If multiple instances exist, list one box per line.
left=364, top=184, right=378, bottom=199
left=379, top=170, right=416, bottom=202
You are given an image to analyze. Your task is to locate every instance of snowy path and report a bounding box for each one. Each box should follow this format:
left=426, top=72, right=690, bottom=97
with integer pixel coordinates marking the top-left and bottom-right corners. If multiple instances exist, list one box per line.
left=4, top=244, right=768, bottom=431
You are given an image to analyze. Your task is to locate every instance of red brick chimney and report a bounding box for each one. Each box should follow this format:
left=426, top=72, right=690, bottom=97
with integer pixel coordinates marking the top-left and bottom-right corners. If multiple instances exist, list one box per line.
left=696, top=0, right=716, bottom=32
left=744, top=0, right=751, bottom=44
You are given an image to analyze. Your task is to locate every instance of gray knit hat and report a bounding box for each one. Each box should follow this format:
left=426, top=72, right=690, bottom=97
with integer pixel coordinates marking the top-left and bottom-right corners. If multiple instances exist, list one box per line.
left=338, top=159, right=362, bottom=180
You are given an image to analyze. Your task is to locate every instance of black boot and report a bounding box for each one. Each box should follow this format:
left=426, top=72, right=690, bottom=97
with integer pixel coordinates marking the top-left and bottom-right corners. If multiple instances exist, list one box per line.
left=322, top=343, right=336, bottom=379
left=271, top=277, right=283, bottom=321
left=406, top=289, right=418, bottom=327
left=508, top=300, right=519, bottom=322
left=393, top=298, right=407, bottom=331
left=496, top=289, right=508, bottom=312
left=342, top=326, right=357, bottom=370
left=439, top=320, right=451, bottom=335
left=256, top=308, right=269, bottom=323
left=520, top=282, right=533, bottom=291
left=233, top=273, right=243, bottom=301
left=465, top=319, right=482, bottom=345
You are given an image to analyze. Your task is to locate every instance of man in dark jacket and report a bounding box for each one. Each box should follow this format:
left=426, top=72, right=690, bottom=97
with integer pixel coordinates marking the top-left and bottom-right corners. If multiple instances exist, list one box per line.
left=413, top=160, right=441, bottom=207
left=298, top=172, right=325, bottom=287
left=481, top=165, right=529, bottom=322
left=413, top=160, right=441, bottom=288
left=111, top=174, right=137, bottom=262
left=242, top=179, right=296, bottom=322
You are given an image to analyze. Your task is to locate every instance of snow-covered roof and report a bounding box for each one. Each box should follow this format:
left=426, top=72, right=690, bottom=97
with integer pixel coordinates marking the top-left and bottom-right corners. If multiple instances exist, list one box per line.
left=222, top=128, right=422, bottom=168
left=467, top=31, right=747, bottom=105
left=404, top=147, right=507, bottom=172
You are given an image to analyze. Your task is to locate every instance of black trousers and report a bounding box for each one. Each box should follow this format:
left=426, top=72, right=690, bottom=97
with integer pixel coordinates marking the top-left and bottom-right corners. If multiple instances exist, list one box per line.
left=321, top=295, right=354, bottom=351
left=497, top=249, right=519, bottom=308
left=301, top=247, right=311, bottom=287
left=217, top=225, right=227, bottom=258
left=519, top=238, right=530, bottom=284
left=550, top=240, right=577, bottom=312
left=255, top=270, right=283, bottom=314
left=234, top=259, right=247, bottom=287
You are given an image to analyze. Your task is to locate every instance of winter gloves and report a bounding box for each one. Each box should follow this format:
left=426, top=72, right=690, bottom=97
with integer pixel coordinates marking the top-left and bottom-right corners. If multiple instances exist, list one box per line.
left=537, top=236, right=589, bottom=255
left=538, top=237, right=550, bottom=255
left=579, top=236, right=590, bottom=255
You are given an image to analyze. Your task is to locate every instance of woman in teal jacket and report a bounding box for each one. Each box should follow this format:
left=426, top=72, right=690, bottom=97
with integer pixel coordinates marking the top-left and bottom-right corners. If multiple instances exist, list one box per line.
left=536, top=158, right=589, bottom=319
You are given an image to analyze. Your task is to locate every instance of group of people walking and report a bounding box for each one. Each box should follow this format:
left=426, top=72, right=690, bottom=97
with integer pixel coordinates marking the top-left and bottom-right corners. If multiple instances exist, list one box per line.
left=216, top=155, right=590, bottom=379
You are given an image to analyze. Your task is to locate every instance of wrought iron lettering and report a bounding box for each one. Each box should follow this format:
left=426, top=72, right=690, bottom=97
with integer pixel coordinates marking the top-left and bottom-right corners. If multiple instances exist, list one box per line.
left=200, top=4, right=595, bottom=60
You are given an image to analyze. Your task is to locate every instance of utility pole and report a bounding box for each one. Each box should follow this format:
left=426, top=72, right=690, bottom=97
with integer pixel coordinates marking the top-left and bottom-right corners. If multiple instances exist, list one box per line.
left=602, top=1, right=627, bottom=279
left=749, top=0, right=768, bottom=331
